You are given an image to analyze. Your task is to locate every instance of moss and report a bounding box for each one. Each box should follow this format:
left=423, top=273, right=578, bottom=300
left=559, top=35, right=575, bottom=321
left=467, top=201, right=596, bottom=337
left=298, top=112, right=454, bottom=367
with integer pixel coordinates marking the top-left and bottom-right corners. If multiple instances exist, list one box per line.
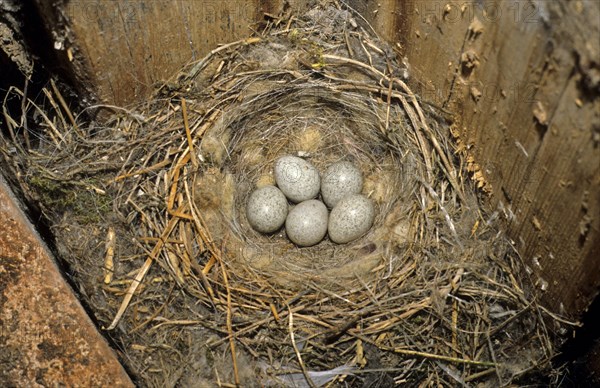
left=28, top=175, right=111, bottom=224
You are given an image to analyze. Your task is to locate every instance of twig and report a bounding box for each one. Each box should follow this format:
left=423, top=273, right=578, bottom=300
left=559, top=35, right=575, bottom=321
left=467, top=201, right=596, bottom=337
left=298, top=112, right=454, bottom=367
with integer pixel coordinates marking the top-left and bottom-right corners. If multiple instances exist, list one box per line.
left=486, top=332, right=502, bottom=384
left=289, top=309, right=317, bottom=388
left=219, top=256, right=240, bottom=387
left=384, top=67, right=393, bottom=134
left=354, top=332, right=497, bottom=368
left=148, top=319, right=205, bottom=333
left=130, top=284, right=175, bottom=334
left=113, top=158, right=171, bottom=182
left=105, top=257, right=153, bottom=330
left=20, top=79, right=30, bottom=150
left=185, top=37, right=262, bottom=81
left=103, top=227, right=116, bottom=284
left=181, top=98, right=198, bottom=169
left=50, top=78, right=83, bottom=137
left=2, top=99, right=20, bottom=148
left=105, top=215, right=180, bottom=330
left=538, top=305, right=581, bottom=327
left=464, top=368, right=496, bottom=382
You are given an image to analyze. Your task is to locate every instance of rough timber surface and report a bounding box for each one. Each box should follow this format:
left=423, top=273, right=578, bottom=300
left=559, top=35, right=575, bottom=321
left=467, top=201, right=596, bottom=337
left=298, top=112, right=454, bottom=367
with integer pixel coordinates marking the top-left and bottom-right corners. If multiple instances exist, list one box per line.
left=0, top=176, right=134, bottom=387
left=32, top=0, right=599, bottom=319
left=33, top=0, right=301, bottom=106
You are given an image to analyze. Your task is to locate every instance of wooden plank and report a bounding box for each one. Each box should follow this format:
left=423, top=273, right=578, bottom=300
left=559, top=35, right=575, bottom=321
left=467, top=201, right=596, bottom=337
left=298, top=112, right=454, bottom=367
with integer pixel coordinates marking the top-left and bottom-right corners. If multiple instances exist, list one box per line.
left=0, top=176, right=134, bottom=386
left=34, top=0, right=292, bottom=106
left=367, top=0, right=600, bottom=316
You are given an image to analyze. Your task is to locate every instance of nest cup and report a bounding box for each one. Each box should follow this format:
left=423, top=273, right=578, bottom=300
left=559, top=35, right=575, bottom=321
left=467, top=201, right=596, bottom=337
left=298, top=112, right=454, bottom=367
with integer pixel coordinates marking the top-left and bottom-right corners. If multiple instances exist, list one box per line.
left=195, top=81, right=417, bottom=289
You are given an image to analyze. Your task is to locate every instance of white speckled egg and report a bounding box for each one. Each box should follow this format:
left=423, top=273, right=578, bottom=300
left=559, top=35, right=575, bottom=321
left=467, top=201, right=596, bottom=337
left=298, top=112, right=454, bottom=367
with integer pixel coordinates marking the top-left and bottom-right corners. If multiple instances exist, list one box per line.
left=328, top=194, right=375, bottom=244
left=274, top=155, right=320, bottom=203
left=321, top=161, right=363, bottom=208
left=246, top=186, right=288, bottom=234
left=285, top=200, right=328, bottom=247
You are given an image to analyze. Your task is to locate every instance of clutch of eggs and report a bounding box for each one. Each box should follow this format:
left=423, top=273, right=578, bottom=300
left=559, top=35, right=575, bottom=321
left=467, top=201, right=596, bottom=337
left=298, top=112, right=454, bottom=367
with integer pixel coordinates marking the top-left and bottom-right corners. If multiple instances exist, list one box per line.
left=246, top=155, right=375, bottom=246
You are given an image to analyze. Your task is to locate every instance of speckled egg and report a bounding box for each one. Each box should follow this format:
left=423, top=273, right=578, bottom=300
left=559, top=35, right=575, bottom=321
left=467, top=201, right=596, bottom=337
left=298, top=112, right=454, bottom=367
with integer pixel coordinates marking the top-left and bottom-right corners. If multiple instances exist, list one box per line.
left=274, top=155, right=320, bottom=203
left=321, top=161, right=363, bottom=208
left=246, top=185, right=288, bottom=234
left=285, top=200, right=328, bottom=247
left=328, top=194, right=375, bottom=244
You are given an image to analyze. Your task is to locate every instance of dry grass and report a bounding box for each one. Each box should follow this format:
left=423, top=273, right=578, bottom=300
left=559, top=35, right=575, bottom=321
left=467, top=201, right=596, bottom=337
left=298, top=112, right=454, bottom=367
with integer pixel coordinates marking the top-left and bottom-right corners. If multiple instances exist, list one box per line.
left=0, top=2, right=576, bottom=387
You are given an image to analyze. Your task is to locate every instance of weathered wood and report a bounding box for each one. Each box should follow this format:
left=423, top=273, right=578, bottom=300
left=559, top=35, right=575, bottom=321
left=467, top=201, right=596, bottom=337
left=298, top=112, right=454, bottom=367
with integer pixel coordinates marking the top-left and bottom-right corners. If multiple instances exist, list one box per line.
left=359, top=0, right=600, bottom=317
left=33, top=0, right=599, bottom=319
left=34, top=0, right=295, bottom=106
left=0, top=1, right=33, bottom=78
left=0, top=176, right=134, bottom=386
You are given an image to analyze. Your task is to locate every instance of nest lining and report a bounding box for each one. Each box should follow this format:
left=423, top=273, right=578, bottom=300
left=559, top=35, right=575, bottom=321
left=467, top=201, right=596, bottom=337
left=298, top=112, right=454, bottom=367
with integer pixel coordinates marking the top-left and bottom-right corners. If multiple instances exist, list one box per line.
left=196, top=79, right=418, bottom=289
left=0, top=3, right=572, bottom=387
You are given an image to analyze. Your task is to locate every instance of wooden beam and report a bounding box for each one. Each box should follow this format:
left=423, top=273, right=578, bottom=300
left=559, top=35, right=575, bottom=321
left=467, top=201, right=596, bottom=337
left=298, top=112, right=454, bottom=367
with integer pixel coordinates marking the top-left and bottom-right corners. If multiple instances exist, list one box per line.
left=0, top=175, right=134, bottom=386
left=33, top=0, right=295, bottom=106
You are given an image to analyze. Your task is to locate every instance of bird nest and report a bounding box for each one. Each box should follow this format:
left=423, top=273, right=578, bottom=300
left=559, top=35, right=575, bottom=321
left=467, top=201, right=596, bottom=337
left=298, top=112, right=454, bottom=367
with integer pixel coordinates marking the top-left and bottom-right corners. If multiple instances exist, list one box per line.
left=1, top=3, right=567, bottom=387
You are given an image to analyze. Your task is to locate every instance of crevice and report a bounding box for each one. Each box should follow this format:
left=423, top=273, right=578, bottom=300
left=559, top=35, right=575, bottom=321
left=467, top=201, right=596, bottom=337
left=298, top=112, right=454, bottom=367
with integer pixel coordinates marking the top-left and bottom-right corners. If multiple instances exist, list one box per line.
left=554, top=293, right=600, bottom=386
left=441, top=28, right=470, bottom=110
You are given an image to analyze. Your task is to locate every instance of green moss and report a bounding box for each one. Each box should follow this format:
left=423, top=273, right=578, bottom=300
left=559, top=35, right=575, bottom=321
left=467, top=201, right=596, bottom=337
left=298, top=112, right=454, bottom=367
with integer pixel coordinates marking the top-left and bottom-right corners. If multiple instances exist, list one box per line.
left=28, top=175, right=111, bottom=224
left=287, top=30, right=327, bottom=69
left=288, top=28, right=301, bottom=44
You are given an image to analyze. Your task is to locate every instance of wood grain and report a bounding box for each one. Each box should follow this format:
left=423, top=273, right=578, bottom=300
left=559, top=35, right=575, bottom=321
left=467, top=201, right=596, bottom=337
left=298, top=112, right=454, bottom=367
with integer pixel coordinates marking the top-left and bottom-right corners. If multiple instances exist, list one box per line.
left=34, top=1, right=295, bottom=106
